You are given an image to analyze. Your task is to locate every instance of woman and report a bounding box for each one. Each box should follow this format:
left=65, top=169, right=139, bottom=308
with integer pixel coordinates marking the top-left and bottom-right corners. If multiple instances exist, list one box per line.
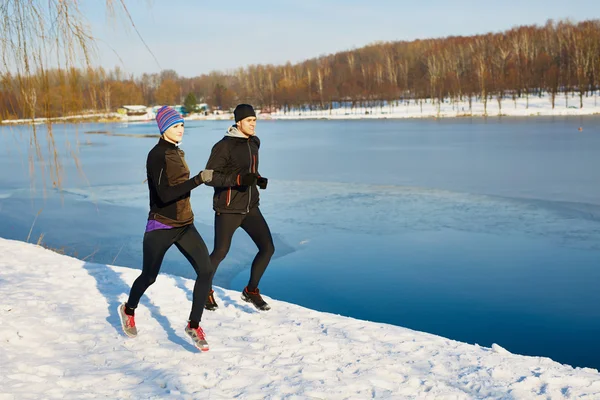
left=118, top=106, right=214, bottom=351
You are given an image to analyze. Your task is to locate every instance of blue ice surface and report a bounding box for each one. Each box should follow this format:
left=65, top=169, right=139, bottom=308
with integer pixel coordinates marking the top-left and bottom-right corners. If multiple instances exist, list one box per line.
left=1, top=116, right=599, bottom=369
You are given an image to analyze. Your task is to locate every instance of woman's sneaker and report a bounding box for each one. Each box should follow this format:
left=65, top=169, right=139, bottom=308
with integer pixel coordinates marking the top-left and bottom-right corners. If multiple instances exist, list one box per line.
left=185, top=324, right=209, bottom=352
left=118, top=303, right=137, bottom=338
left=205, top=289, right=219, bottom=311
left=241, top=287, right=271, bottom=311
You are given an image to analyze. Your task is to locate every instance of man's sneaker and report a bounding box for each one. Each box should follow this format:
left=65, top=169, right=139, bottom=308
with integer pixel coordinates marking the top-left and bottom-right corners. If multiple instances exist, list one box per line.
left=117, top=303, right=137, bottom=338
left=241, top=287, right=271, bottom=311
left=205, top=289, right=219, bottom=311
left=185, top=323, right=209, bottom=351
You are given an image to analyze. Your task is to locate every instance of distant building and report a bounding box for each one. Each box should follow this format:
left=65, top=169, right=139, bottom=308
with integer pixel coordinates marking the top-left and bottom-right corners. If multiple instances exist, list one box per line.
left=153, top=105, right=188, bottom=116
left=195, top=103, right=210, bottom=113
left=117, top=105, right=154, bottom=121
left=172, top=105, right=187, bottom=115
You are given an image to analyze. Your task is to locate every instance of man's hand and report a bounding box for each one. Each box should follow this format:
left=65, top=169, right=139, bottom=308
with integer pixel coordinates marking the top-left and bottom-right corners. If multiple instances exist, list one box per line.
left=257, top=177, right=268, bottom=190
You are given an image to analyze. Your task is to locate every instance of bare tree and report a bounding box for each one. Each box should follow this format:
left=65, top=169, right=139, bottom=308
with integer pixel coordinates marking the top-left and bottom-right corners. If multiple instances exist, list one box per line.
left=517, top=29, right=535, bottom=109
left=426, top=53, right=442, bottom=115
left=317, top=59, right=330, bottom=111
left=492, top=44, right=511, bottom=115
left=1, top=0, right=153, bottom=189
left=471, top=38, right=489, bottom=115
left=571, top=22, right=596, bottom=108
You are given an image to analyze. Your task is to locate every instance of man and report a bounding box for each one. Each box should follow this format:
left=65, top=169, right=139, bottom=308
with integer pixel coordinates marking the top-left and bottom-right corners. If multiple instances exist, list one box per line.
left=204, top=104, right=274, bottom=311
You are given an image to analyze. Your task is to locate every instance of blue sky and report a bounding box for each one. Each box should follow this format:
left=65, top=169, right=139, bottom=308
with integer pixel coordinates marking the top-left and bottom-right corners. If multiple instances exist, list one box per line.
left=79, top=0, right=599, bottom=77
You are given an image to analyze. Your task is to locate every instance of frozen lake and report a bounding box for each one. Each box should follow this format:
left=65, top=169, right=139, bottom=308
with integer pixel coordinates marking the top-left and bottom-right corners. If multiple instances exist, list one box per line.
left=1, top=116, right=599, bottom=369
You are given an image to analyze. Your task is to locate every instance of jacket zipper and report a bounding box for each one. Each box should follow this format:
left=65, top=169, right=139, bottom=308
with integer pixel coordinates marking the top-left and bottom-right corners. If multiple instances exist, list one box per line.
left=247, top=140, right=252, bottom=213
left=246, top=139, right=254, bottom=213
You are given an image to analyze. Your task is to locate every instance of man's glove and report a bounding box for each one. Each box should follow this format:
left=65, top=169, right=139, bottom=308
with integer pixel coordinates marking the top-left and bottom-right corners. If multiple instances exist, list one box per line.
left=257, top=177, right=268, bottom=190
left=239, top=172, right=258, bottom=186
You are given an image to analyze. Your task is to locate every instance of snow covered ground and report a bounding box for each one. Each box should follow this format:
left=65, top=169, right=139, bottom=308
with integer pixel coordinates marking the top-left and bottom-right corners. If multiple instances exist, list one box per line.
left=269, top=92, right=600, bottom=120
left=1, top=237, right=599, bottom=399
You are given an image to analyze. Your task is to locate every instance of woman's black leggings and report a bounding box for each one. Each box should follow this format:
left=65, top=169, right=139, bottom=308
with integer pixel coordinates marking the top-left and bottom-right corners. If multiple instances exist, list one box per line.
left=127, top=224, right=213, bottom=323
left=210, top=206, right=275, bottom=290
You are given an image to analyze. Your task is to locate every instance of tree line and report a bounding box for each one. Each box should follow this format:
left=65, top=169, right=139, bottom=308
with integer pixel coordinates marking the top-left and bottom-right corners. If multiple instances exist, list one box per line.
left=2, top=19, right=599, bottom=120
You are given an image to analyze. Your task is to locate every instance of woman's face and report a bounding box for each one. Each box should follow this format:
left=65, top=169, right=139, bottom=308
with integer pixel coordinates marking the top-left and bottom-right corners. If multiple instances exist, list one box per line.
left=163, top=122, right=184, bottom=144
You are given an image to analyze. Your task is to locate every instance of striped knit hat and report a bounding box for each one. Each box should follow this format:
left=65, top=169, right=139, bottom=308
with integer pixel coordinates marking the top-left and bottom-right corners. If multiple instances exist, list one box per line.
left=156, top=106, right=184, bottom=134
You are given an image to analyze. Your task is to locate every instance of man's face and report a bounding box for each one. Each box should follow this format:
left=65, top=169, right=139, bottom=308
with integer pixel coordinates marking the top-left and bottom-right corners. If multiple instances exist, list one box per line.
left=163, top=122, right=184, bottom=143
left=237, top=116, right=256, bottom=136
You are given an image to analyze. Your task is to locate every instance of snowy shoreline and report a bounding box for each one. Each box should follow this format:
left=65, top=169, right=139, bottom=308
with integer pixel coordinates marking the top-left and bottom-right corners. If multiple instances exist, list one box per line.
left=1, top=236, right=599, bottom=399
left=266, top=93, right=600, bottom=121
left=2, top=93, right=600, bottom=125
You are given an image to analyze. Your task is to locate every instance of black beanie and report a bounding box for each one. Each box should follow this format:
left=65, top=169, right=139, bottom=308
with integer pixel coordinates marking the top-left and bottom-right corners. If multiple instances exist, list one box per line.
left=234, top=104, right=256, bottom=122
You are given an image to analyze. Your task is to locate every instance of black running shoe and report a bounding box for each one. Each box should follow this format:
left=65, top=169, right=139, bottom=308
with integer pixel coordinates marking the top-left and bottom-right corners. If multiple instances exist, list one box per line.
left=205, top=289, right=219, bottom=311
left=241, top=287, right=271, bottom=311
